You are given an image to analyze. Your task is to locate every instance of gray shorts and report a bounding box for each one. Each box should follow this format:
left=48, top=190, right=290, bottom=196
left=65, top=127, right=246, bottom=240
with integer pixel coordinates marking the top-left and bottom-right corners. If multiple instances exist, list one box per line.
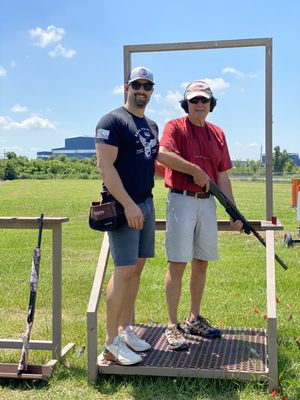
left=108, top=197, right=155, bottom=266
left=166, top=191, right=218, bottom=262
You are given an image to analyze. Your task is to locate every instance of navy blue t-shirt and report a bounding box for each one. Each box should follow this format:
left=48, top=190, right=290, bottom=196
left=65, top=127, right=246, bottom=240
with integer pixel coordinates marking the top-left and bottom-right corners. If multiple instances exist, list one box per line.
left=95, top=106, right=159, bottom=202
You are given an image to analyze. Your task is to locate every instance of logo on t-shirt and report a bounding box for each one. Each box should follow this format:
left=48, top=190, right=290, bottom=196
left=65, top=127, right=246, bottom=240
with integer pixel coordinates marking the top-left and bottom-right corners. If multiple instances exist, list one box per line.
left=136, top=128, right=157, bottom=159
left=96, top=128, right=110, bottom=140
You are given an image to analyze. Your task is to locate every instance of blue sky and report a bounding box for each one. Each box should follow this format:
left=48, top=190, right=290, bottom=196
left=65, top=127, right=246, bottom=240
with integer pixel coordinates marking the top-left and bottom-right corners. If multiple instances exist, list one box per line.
left=1, top=0, right=299, bottom=161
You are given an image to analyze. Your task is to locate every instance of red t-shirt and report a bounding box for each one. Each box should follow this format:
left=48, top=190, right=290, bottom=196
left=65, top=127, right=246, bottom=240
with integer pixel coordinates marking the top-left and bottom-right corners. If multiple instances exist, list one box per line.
left=159, top=117, right=232, bottom=192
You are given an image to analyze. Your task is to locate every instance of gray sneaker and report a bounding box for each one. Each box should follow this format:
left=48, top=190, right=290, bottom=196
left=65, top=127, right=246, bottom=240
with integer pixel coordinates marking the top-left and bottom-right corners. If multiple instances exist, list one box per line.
left=104, top=335, right=142, bottom=365
left=182, top=315, right=222, bottom=338
left=165, top=324, right=189, bottom=350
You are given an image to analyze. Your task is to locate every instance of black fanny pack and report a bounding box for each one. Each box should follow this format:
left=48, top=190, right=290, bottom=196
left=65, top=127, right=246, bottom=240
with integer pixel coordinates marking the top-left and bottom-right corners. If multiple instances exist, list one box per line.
left=89, top=192, right=126, bottom=231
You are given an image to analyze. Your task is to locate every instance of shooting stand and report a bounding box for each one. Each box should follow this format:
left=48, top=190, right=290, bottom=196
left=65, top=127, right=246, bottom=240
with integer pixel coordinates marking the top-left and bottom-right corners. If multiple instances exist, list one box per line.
left=0, top=217, right=75, bottom=380
left=86, top=37, right=282, bottom=393
left=87, top=219, right=282, bottom=392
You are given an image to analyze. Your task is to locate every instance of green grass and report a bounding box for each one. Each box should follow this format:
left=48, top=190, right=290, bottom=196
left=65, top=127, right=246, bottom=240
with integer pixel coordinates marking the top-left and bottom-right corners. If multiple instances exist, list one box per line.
left=0, top=179, right=299, bottom=399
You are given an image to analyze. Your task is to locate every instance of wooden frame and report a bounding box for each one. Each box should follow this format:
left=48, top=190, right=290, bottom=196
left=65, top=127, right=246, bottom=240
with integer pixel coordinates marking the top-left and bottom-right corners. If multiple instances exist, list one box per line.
left=86, top=38, right=279, bottom=393
left=0, top=217, right=75, bottom=380
left=123, top=37, right=273, bottom=220
left=87, top=221, right=281, bottom=392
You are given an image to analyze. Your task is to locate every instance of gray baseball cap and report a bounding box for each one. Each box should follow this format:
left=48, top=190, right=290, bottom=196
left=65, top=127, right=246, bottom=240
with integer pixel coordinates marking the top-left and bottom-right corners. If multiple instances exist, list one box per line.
left=128, top=67, right=154, bottom=84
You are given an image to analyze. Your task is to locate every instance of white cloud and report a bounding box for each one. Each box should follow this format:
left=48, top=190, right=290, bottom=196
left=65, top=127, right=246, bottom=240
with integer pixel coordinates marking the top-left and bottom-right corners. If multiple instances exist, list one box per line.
left=153, top=93, right=162, bottom=103
left=1, top=116, right=56, bottom=130
left=151, top=90, right=184, bottom=120
left=11, top=104, right=28, bottom=113
left=235, top=141, right=259, bottom=148
left=180, top=78, right=230, bottom=92
left=29, top=25, right=65, bottom=48
left=222, top=67, right=244, bottom=77
left=154, top=90, right=182, bottom=109
left=180, top=81, right=190, bottom=89
left=112, top=85, right=124, bottom=95
left=0, top=66, right=7, bottom=77
left=203, top=78, right=230, bottom=91
left=165, top=90, right=182, bottom=107
left=0, top=116, right=11, bottom=127
left=48, top=44, right=76, bottom=58
left=223, top=67, right=260, bottom=80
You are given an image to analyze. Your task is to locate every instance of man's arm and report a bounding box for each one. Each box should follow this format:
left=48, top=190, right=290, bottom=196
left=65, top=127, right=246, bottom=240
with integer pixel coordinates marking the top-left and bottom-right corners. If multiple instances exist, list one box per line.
left=96, top=142, right=144, bottom=229
left=217, top=170, right=243, bottom=231
left=154, top=160, right=165, bottom=178
left=157, top=146, right=210, bottom=190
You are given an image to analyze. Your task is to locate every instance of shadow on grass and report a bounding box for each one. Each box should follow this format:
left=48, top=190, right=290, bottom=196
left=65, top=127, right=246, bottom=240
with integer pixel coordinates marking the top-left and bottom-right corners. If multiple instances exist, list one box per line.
left=94, top=374, right=267, bottom=400
left=0, top=378, right=49, bottom=391
left=0, top=364, right=271, bottom=399
left=0, top=365, right=86, bottom=391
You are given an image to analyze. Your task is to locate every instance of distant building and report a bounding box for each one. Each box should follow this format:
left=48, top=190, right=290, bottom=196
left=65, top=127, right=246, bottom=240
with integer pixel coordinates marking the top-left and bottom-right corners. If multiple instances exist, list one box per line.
left=36, top=151, right=52, bottom=160
left=261, top=153, right=300, bottom=166
left=37, top=136, right=96, bottom=159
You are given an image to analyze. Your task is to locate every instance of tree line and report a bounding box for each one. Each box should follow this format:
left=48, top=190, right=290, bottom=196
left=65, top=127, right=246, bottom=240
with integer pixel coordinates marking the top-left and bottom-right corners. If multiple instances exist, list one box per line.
left=0, top=152, right=99, bottom=180
left=0, top=146, right=299, bottom=181
left=231, top=146, right=299, bottom=176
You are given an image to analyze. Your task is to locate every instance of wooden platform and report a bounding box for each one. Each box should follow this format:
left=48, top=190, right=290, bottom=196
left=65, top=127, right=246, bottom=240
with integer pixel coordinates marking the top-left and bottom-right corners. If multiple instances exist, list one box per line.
left=0, top=217, right=74, bottom=381
left=0, top=363, right=52, bottom=380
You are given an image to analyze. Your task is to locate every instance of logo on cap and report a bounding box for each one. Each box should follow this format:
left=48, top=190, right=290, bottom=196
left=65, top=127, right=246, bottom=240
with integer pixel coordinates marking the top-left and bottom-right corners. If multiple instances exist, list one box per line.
left=138, top=68, right=148, bottom=78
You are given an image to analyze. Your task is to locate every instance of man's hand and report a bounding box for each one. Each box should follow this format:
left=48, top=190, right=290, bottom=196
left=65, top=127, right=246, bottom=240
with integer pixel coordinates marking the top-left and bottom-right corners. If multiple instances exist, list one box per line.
left=124, top=203, right=144, bottom=229
left=230, top=217, right=244, bottom=232
left=191, top=166, right=210, bottom=191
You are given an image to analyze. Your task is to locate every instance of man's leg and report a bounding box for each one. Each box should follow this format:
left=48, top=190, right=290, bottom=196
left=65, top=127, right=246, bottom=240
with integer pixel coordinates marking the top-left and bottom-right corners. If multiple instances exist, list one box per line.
left=165, top=261, right=189, bottom=350
left=119, top=257, right=146, bottom=330
left=188, top=258, right=208, bottom=321
left=165, top=261, right=186, bottom=325
left=104, top=264, right=143, bottom=365
left=106, top=265, right=140, bottom=345
left=182, top=258, right=221, bottom=339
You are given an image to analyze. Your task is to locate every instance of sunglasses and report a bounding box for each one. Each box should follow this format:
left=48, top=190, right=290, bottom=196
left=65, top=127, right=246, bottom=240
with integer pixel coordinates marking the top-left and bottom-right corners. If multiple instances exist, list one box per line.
left=189, top=96, right=210, bottom=104
left=130, top=81, right=154, bottom=91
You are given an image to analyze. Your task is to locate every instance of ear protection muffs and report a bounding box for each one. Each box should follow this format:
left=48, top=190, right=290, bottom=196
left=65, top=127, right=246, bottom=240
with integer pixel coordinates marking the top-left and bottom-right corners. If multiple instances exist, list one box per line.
left=180, top=81, right=217, bottom=113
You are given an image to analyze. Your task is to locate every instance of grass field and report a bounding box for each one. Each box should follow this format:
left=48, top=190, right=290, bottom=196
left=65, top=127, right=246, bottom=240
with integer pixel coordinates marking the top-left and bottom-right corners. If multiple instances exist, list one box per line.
left=0, top=179, right=299, bottom=400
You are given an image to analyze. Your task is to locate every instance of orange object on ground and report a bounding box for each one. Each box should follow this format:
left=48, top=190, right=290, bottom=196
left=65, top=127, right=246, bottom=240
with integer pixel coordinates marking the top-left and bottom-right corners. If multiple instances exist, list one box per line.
left=291, top=178, right=300, bottom=207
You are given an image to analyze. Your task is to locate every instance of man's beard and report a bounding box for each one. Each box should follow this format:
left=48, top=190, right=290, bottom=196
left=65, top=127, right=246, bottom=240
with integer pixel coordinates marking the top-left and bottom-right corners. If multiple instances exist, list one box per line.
left=133, top=95, right=148, bottom=108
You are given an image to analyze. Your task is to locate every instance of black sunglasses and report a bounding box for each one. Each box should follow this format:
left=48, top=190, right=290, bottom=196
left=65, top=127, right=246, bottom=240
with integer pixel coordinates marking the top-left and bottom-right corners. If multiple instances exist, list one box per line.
left=130, top=81, right=154, bottom=91
left=189, top=96, right=210, bottom=104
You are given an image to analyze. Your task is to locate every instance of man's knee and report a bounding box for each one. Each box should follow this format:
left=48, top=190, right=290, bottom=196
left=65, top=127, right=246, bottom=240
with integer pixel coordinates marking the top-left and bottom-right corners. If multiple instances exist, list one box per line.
left=168, top=262, right=186, bottom=279
left=114, top=265, right=138, bottom=283
left=135, top=258, right=146, bottom=276
left=192, top=259, right=208, bottom=272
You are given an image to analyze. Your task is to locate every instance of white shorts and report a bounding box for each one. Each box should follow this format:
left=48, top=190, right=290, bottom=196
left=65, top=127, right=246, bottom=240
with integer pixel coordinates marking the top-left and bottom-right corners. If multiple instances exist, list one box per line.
left=166, top=190, right=218, bottom=262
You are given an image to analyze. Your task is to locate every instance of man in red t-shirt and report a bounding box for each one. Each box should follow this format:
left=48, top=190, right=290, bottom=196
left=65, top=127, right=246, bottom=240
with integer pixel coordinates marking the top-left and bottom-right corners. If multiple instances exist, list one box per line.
left=157, top=80, right=242, bottom=350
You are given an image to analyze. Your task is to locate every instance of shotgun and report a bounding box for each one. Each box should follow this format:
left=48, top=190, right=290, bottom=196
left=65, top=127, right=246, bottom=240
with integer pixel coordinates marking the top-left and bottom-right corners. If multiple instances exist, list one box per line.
left=17, top=214, right=44, bottom=374
left=208, top=180, right=287, bottom=270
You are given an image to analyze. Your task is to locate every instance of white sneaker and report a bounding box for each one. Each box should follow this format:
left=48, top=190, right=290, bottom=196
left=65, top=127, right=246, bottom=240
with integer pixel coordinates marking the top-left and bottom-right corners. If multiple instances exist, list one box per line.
left=104, top=335, right=142, bottom=365
left=119, top=326, right=151, bottom=352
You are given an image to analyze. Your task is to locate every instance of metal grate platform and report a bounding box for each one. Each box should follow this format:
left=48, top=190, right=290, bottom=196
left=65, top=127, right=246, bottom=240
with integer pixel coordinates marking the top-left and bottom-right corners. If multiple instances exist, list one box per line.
left=98, top=324, right=268, bottom=381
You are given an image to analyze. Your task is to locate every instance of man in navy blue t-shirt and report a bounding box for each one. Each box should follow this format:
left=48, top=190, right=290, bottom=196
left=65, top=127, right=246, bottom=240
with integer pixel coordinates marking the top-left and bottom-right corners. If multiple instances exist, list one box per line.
left=95, top=67, right=159, bottom=366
